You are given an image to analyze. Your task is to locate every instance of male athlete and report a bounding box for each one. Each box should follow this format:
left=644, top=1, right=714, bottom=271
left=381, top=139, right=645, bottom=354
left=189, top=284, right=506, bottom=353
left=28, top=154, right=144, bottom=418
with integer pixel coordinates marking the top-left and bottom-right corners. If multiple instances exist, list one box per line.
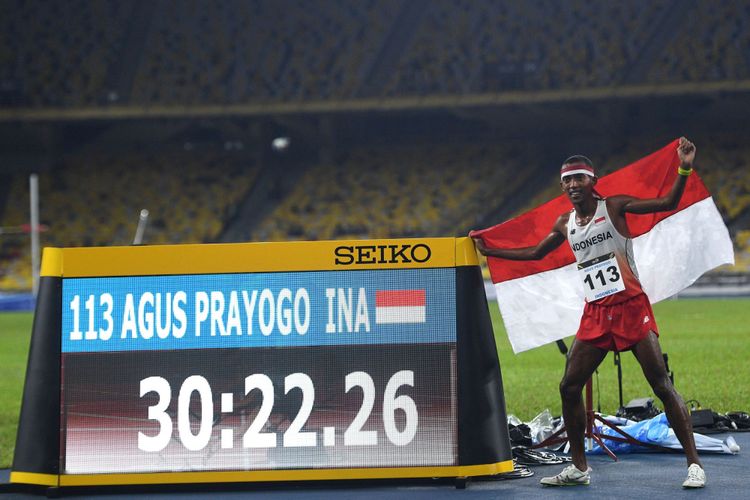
left=473, top=137, right=705, bottom=488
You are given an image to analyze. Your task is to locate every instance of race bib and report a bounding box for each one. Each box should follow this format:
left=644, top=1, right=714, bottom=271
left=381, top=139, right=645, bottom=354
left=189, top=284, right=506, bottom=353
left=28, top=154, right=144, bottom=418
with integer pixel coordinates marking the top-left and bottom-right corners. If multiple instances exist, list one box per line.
left=578, top=252, right=625, bottom=302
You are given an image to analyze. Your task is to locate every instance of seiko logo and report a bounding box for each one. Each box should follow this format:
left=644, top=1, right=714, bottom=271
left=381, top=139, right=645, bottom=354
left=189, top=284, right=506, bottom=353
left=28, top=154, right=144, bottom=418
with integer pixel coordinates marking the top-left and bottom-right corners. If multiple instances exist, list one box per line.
left=334, top=244, right=432, bottom=265
left=571, top=231, right=613, bottom=252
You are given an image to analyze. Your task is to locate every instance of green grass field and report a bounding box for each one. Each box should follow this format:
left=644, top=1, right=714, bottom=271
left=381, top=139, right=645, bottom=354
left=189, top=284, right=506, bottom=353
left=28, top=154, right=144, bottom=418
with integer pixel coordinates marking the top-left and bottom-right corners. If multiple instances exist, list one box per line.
left=0, top=312, right=34, bottom=469
left=493, top=298, right=750, bottom=421
left=1, top=298, right=748, bottom=468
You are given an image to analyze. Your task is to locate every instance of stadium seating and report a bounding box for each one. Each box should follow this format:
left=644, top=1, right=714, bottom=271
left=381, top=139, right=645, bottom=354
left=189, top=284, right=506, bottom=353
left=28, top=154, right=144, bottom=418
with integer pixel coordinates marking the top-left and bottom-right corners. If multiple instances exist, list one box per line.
left=3, top=2, right=750, bottom=290
left=3, top=136, right=749, bottom=291
left=3, top=0, right=749, bottom=107
left=646, top=0, right=750, bottom=83
left=385, top=0, right=672, bottom=95
left=0, top=147, right=259, bottom=290
left=129, top=0, right=401, bottom=104
left=251, top=142, right=540, bottom=242
left=734, top=229, right=750, bottom=271
left=0, top=0, right=129, bottom=107
left=695, top=140, right=750, bottom=223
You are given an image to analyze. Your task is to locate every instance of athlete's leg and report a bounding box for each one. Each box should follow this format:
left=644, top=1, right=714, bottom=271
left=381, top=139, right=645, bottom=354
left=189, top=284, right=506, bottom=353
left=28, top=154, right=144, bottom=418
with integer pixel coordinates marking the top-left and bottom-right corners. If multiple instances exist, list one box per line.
left=631, top=332, right=701, bottom=467
left=559, top=339, right=608, bottom=471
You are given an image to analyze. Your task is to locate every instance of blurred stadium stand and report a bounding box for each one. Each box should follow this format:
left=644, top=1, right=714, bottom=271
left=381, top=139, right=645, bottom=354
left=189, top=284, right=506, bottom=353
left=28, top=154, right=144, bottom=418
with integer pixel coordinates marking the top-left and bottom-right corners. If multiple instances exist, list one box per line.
left=250, top=141, right=542, bottom=242
left=3, top=0, right=750, bottom=107
left=646, top=0, right=750, bottom=84
left=1, top=141, right=259, bottom=289
left=1, top=0, right=750, bottom=291
left=0, top=0, right=131, bottom=107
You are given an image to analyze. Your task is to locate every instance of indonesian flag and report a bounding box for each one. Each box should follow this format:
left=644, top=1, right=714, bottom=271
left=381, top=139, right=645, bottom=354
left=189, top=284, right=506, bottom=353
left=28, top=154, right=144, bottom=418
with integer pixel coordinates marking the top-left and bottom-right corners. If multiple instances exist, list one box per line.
left=375, top=289, right=426, bottom=324
left=471, top=139, right=735, bottom=353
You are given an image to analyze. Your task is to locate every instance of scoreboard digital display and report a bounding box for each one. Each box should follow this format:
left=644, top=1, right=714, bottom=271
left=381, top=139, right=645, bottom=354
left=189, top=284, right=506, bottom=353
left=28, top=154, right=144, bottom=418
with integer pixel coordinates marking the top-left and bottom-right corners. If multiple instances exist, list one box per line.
left=61, top=268, right=457, bottom=474
left=13, top=238, right=511, bottom=488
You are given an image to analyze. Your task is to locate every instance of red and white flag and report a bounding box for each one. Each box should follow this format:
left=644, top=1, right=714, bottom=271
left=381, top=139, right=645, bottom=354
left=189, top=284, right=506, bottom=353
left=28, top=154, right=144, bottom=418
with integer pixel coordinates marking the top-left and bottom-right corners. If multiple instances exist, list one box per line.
left=471, top=139, right=734, bottom=353
left=375, top=289, right=426, bottom=324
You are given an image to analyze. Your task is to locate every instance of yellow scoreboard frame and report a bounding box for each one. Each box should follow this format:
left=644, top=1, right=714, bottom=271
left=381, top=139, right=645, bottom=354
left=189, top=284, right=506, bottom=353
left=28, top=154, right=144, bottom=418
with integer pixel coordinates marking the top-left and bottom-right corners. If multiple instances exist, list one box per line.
left=12, top=237, right=513, bottom=488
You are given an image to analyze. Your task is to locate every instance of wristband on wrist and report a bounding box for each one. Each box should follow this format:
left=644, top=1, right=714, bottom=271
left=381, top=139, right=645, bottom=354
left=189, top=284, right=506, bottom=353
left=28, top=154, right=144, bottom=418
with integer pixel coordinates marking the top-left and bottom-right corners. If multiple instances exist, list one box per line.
left=678, top=165, right=693, bottom=176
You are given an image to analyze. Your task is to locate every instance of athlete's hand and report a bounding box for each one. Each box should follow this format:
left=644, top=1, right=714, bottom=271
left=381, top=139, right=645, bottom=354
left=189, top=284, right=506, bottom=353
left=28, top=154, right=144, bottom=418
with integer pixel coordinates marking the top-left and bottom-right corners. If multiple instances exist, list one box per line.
left=677, top=137, right=696, bottom=167
left=471, top=236, right=490, bottom=256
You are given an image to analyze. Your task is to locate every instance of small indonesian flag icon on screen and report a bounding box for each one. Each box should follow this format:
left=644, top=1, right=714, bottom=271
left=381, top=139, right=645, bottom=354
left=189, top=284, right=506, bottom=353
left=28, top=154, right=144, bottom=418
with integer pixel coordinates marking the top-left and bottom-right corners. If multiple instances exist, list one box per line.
left=375, top=289, right=426, bottom=324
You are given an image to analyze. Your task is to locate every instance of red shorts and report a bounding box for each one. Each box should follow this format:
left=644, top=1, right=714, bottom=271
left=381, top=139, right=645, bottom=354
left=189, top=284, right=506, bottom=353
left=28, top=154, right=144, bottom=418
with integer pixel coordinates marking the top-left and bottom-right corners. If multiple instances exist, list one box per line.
left=576, top=293, right=658, bottom=352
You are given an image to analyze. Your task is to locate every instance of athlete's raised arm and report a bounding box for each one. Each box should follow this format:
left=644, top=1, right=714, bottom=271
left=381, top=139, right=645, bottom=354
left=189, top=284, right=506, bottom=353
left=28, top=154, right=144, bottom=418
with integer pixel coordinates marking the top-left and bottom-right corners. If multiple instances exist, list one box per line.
left=472, top=213, right=568, bottom=261
left=609, top=137, right=696, bottom=215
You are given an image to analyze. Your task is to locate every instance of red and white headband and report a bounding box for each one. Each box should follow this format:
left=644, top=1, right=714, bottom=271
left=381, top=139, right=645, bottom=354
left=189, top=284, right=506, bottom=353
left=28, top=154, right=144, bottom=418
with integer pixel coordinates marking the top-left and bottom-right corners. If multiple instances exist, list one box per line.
left=560, top=162, right=595, bottom=180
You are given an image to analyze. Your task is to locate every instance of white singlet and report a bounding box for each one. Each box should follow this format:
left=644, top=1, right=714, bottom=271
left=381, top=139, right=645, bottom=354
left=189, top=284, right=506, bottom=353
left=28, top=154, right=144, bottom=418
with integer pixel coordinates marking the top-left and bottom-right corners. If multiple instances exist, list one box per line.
left=567, top=199, right=644, bottom=304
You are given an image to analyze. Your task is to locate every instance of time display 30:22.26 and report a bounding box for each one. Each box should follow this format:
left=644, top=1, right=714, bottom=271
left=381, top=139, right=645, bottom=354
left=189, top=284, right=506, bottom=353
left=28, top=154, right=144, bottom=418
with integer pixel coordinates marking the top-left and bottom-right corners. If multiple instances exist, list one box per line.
left=138, top=370, right=418, bottom=452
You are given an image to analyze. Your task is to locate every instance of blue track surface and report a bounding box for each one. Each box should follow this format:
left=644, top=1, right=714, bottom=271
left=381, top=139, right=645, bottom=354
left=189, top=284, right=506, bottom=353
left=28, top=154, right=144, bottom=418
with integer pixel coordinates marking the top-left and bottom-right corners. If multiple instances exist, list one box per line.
left=0, top=293, right=34, bottom=312
left=1, top=431, right=746, bottom=498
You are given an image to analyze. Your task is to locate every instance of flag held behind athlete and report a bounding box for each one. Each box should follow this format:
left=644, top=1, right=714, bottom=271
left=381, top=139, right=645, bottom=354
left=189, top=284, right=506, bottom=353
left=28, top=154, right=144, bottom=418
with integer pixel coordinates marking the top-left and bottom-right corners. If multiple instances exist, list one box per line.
left=471, top=139, right=735, bottom=353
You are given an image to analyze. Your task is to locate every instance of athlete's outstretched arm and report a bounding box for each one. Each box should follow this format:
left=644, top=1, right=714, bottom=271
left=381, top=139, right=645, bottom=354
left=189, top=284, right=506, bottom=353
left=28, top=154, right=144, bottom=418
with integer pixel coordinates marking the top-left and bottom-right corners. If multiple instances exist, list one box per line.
left=612, top=137, right=696, bottom=215
left=472, top=214, right=567, bottom=261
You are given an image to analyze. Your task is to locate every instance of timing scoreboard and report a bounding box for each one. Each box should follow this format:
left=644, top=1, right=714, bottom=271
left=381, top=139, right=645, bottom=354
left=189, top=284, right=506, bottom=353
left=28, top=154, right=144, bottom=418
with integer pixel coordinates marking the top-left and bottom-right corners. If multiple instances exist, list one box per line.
left=12, top=237, right=512, bottom=488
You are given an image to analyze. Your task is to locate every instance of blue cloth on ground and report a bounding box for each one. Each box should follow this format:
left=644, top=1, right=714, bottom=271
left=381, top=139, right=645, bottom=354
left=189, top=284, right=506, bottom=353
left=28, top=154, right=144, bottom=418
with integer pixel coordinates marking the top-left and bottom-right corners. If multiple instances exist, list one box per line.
left=589, top=412, right=736, bottom=455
